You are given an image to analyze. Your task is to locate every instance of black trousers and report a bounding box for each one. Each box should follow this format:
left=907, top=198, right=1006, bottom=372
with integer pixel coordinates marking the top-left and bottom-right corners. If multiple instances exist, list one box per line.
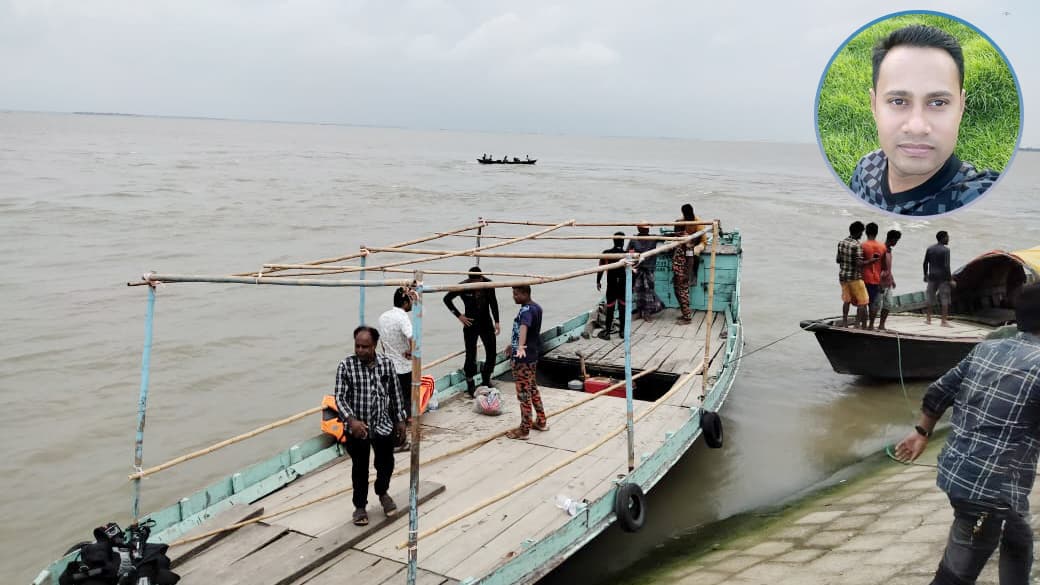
left=931, top=498, right=1033, bottom=585
left=345, top=433, right=395, bottom=509
left=463, top=320, right=496, bottom=387
left=397, top=372, right=412, bottom=419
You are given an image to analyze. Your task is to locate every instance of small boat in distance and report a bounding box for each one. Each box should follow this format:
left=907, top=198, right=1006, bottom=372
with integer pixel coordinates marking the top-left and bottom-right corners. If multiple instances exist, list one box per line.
left=477, top=154, right=536, bottom=165
left=801, top=246, right=1040, bottom=379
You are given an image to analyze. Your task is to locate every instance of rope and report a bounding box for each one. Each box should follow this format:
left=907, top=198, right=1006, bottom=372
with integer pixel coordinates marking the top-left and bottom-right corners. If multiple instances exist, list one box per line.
left=885, top=331, right=937, bottom=468
left=721, top=327, right=803, bottom=366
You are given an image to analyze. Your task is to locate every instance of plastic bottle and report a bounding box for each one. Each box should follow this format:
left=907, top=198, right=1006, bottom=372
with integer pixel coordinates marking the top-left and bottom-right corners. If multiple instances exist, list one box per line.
left=428, top=394, right=439, bottom=411
left=554, top=495, right=586, bottom=516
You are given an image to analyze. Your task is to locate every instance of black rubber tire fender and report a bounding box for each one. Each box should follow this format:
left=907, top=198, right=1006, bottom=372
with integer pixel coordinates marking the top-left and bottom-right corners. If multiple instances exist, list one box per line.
left=63, top=540, right=92, bottom=556
left=614, top=482, right=646, bottom=532
left=701, top=410, right=723, bottom=449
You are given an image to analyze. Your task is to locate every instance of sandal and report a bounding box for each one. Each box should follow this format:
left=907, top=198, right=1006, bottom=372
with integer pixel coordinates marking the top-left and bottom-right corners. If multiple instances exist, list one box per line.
left=531, top=421, right=549, bottom=432
left=352, top=508, right=369, bottom=526
left=505, top=428, right=530, bottom=440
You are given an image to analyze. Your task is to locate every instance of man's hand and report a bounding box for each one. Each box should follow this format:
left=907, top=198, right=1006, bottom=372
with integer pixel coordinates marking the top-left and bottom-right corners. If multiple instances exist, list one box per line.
left=494, top=322, right=501, bottom=336
left=596, top=281, right=602, bottom=291
left=516, top=346, right=527, bottom=360
left=404, top=351, right=412, bottom=360
left=894, top=431, right=928, bottom=462
left=458, top=315, right=473, bottom=327
left=349, top=418, right=369, bottom=439
left=505, top=345, right=513, bottom=358
left=395, top=421, right=407, bottom=443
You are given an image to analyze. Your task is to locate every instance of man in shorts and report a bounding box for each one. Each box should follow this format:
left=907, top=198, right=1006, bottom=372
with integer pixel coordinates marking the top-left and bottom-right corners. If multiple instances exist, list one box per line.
left=861, top=222, right=887, bottom=329
left=924, top=230, right=955, bottom=327
left=877, top=229, right=902, bottom=331
left=837, top=221, right=880, bottom=328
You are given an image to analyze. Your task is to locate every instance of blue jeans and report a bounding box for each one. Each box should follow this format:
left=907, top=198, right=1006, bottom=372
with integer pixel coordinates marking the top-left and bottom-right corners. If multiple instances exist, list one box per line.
left=931, top=499, right=1033, bottom=585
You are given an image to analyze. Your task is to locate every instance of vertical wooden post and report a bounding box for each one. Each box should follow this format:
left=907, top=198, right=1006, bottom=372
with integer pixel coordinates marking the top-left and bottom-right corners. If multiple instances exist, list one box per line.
left=475, top=218, right=484, bottom=266
left=624, top=255, right=635, bottom=471
left=407, top=271, right=424, bottom=585
left=701, top=222, right=720, bottom=400
left=358, top=250, right=367, bottom=325
left=132, top=283, right=157, bottom=524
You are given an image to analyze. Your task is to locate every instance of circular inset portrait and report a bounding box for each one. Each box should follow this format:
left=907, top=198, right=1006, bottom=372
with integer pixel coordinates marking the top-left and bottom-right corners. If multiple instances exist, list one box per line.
left=816, top=11, right=1022, bottom=217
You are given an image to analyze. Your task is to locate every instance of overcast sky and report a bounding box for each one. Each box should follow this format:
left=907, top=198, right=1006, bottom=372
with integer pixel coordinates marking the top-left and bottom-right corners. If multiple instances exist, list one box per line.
left=1, top=0, right=1035, bottom=145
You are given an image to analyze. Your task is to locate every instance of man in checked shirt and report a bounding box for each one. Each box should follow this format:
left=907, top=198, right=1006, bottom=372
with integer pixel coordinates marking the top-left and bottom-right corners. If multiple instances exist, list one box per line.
left=336, top=325, right=408, bottom=526
left=896, top=283, right=1040, bottom=584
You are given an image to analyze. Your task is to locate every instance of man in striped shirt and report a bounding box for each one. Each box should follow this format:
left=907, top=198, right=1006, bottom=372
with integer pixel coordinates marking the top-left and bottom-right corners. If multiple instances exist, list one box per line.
left=896, top=283, right=1040, bottom=584
left=335, top=325, right=408, bottom=526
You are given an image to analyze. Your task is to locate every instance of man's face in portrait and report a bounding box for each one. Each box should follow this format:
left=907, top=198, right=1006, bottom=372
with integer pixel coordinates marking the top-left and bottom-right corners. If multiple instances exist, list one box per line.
left=870, top=46, right=965, bottom=190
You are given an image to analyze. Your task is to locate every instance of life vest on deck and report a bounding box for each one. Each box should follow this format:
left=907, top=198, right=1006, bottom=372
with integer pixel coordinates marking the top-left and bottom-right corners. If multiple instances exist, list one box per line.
left=321, top=395, right=347, bottom=443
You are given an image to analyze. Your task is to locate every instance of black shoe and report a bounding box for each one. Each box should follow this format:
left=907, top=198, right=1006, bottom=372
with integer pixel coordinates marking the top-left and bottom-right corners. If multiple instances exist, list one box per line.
left=466, top=379, right=476, bottom=397
left=597, top=330, right=611, bottom=340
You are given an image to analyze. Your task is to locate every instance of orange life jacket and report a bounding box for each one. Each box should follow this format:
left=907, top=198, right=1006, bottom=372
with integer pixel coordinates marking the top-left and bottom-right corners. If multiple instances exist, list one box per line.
left=321, top=394, right=347, bottom=443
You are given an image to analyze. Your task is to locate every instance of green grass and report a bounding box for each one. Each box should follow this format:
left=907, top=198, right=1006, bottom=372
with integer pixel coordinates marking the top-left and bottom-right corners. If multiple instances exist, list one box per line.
left=818, top=14, right=1020, bottom=183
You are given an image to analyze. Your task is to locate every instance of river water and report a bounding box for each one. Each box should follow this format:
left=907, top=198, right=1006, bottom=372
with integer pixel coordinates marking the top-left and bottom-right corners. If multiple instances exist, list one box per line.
left=1, top=111, right=1037, bottom=583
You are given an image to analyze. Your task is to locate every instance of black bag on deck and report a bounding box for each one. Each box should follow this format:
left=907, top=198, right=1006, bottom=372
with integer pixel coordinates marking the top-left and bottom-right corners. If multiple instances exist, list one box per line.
left=58, top=522, right=180, bottom=585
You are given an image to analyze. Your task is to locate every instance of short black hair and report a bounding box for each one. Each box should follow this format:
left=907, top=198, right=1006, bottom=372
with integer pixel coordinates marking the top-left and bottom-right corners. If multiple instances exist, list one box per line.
left=681, top=203, right=695, bottom=220
left=1016, top=282, right=1040, bottom=333
left=937, top=230, right=949, bottom=242
left=865, top=222, right=879, bottom=238
left=468, top=265, right=482, bottom=274
left=393, top=287, right=409, bottom=308
left=872, top=24, right=964, bottom=89
left=885, top=229, right=902, bottom=244
left=353, top=325, right=380, bottom=344
left=849, top=221, right=865, bottom=237
left=512, top=285, right=532, bottom=295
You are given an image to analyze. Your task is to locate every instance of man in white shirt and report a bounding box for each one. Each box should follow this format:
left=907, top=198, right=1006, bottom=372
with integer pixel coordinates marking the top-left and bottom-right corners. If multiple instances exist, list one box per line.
left=378, top=287, right=414, bottom=451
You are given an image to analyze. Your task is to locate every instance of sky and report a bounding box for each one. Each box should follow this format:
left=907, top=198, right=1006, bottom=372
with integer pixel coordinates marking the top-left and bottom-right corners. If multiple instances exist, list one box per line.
left=1, top=0, right=1036, bottom=145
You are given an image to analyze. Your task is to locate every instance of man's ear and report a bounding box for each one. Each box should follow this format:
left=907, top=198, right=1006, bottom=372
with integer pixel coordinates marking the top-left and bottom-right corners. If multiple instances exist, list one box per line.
left=960, top=88, right=966, bottom=115
left=869, top=88, right=877, bottom=117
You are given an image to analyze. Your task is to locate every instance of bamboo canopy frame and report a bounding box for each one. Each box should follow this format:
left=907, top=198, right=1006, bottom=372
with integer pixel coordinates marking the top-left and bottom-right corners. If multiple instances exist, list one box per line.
left=124, top=217, right=722, bottom=585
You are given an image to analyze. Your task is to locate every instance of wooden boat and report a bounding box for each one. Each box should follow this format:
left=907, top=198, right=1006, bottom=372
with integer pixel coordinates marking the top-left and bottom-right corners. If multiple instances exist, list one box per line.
left=801, top=246, right=1040, bottom=379
left=34, top=219, right=742, bottom=585
left=477, top=158, right=537, bottom=165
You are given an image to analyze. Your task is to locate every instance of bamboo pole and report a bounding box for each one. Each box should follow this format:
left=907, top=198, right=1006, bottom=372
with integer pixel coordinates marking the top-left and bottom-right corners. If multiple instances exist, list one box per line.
left=396, top=364, right=705, bottom=548
left=362, top=247, right=628, bottom=260
left=131, top=284, right=157, bottom=524
left=259, top=266, right=552, bottom=279
left=701, top=221, right=720, bottom=403
left=130, top=275, right=415, bottom=287
left=358, top=251, right=367, bottom=325
left=407, top=271, right=423, bottom=585
left=166, top=368, right=659, bottom=548
left=436, top=233, right=685, bottom=241
left=624, top=255, right=635, bottom=472
left=483, top=219, right=715, bottom=227
left=229, top=221, right=485, bottom=277
left=129, top=349, right=467, bottom=481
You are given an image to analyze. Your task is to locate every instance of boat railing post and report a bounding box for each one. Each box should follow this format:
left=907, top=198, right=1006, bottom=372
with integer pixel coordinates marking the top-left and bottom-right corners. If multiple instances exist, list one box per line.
left=701, top=222, right=720, bottom=403
left=624, top=254, right=635, bottom=472
left=407, top=271, right=424, bottom=585
left=132, top=279, right=157, bottom=524
left=475, top=217, right=484, bottom=266
left=358, top=248, right=367, bottom=325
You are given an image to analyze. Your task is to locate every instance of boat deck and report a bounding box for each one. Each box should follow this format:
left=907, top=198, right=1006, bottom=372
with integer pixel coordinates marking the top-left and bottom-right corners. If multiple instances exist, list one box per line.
left=822, top=313, right=996, bottom=340
left=168, top=309, right=729, bottom=585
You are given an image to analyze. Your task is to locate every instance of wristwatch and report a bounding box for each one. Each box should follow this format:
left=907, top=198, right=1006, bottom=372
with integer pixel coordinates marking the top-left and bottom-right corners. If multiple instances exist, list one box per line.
left=914, top=425, right=932, bottom=438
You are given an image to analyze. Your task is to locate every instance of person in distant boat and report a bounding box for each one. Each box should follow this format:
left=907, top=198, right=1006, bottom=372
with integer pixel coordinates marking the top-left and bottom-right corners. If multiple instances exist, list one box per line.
left=836, top=221, right=880, bottom=328
left=877, top=229, right=903, bottom=331
left=627, top=222, right=664, bottom=322
left=505, top=285, right=547, bottom=440
left=514, top=157, right=520, bottom=162
left=894, top=282, right=1040, bottom=584
left=482, top=153, right=487, bottom=161
left=525, top=155, right=531, bottom=161
left=924, top=230, right=955, bottom=327
left=378, top=287, right=415, bottom=452
left=848, top=25, right=998, bottom=216
left=861, top=223, right=887, bottom=330
left=672, top=204, right=707, bottom=325
left=335, top=326, right=408, bottom=526
left=443, top=267, right=500, bottom=397
left=596, top=232, right=627, bottom=340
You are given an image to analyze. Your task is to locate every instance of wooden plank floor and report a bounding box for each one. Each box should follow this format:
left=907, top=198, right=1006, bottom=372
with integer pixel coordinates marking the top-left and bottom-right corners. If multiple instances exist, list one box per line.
left=168, top=308, right=730, bottom=585
left=824, top=314, right=994, bottom=340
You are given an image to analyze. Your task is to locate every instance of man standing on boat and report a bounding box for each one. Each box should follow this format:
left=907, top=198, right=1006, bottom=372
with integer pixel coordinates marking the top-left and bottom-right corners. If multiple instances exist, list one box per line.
left=861, top=223, right=887, bottom=330
left=443, top=267, right=501, bottom=397
left=672, top=204, right=706, bottom=325
left=335, top=326, right=408, bottom=526
left=378, top=287, right=415, bottom=452
left=597, top=231, right=627, bottom=340
left=877, top=229, right=902, bottom=331
left=627, top=222, right=664, bottom=321
left=924, top=231, right=955, bottom=327
left=505, top=285, right=548, bottom=440
left=894, top=282, right=1040, bottom=584
left=836, top=221, right=879, bottom=328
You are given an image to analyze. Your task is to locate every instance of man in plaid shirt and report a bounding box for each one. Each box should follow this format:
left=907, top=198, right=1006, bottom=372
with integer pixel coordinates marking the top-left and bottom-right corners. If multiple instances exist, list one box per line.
left=896, top=283, right=1040, bottom=584
left=335, top=325, right=408, bottom=526
left=836, top=221, right=880, bottom=328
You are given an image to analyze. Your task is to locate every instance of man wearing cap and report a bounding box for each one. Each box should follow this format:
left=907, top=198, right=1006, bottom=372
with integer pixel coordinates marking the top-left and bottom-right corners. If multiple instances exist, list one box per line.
left=443, top=266, right=501, bottom=396
left=895, top=282, right=1040, bottom=584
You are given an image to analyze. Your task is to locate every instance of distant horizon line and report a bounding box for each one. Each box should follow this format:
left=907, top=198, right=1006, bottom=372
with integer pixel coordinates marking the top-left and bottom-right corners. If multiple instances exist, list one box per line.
left=4, top=109, right=1038, bottom=150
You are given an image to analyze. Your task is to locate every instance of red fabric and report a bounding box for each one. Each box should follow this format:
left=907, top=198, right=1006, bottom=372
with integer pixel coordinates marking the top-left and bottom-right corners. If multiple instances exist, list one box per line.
left=861, top=239, right=886, bottom=285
